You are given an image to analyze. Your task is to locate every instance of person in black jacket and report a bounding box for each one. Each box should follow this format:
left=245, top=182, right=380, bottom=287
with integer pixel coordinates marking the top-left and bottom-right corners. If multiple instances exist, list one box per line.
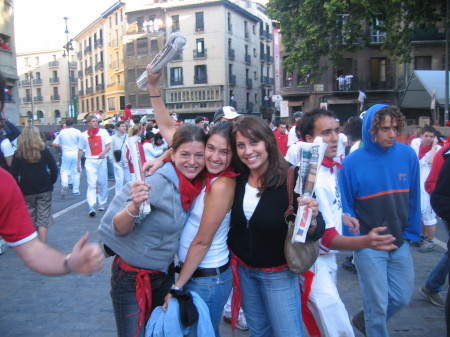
left=11, top=126, right=58, bottom=242
left=430, top=149, right=450, bottom=335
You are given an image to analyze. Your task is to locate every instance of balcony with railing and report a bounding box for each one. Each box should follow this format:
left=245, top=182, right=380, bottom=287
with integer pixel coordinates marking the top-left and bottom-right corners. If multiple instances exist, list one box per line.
left=95, top=62, right=104, bottom=71
left=229, top=74, right=236, bottom=85
left=262, top=76, right=268, bottom=85
left=94, top=38, right=104, bottom=49
left=49, top=61, right=59, bottom=68
left=266, top=32, right=273, bottom=41
left=194, top=76, right=208, bottom=84
left=51, top=95, right=60, bottom=101
left=21, top=80, right=31, bottom=86
left=85, top=66, right=93, bottom=75
left=193, top=49, right=207, bottom=59
left=78, top=89, right=84, bottom=96
left=260, top=52, right=266, bottom=62
left=69, top=76, right=77, bottom=84
left=84, top=45, right=92, bottom=54
left=266, top=55, right=273, bottom=63
left=34, top=95, right=43, bottom=102
left=259, top=28, right=265, bottom=39
left=173, top=53, right=183, bottom=61
left=228, top=49, right=235, bottom=60
left=96, top=84, right=105, bottom=91
left=69, top=61, right=77, bottom=68
left=78, top=70, right=84, bottom=78
left=245, top=54, right=251, bottom=65
left=22, top=96, right=32, bottom=103
left=86, top=87, right=93, bottom=95
left=49, top=77, right=60, bottom=84
left=246, top=78, right=252, bottom=88
left=33, top=78, right=43, bottom=85
left=77, top=51, right=82, bottom=59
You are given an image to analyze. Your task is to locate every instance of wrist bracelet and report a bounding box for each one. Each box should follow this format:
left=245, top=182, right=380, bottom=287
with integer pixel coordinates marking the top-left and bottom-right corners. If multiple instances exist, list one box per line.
left=149, top=95, right=161, bottom=98
left=125, top=203, right=140, bottom=218
left=64, top=253, right=73, bottom=274
left=170, top=284, right=183, bottom=291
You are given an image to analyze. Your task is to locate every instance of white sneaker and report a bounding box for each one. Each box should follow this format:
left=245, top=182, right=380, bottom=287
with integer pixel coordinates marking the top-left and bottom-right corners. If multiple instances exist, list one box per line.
left=223, top=312, right=249, bottom=331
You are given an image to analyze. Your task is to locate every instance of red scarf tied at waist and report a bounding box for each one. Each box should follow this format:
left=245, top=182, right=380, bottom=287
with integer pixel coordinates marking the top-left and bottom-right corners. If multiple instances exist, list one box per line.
left=203, top=167, right=240, bottom=192
left=419, top=143, right=432, bottom=160
left=321, top=156, right=342, bottom=173
left=113, top=256, right=162, bottom=337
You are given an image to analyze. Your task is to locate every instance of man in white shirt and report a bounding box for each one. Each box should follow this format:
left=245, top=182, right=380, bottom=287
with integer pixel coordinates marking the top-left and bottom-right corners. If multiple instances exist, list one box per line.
left=78, top=115, right=111, bottom=217
left=109, top=121, right=131, bottom=194
left=53, top=118, right=82, bottom=196
left=287, top=111, right=303, bottom=147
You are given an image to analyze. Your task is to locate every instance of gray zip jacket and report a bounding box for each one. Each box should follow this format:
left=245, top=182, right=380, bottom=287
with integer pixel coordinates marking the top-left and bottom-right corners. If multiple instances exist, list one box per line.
left=98, top=162, right=189, bottom=271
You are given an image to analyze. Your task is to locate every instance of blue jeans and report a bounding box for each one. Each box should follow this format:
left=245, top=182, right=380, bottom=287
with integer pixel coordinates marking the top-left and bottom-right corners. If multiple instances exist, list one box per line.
left=354, top=243, right=414, bottom=337
left=185, top=266, right=232, bottom=337
left=426, top=220, right=449, bottom=293
left=238, top=264, right=304, bottom=337
left=110, top=259, right=174, bottom=337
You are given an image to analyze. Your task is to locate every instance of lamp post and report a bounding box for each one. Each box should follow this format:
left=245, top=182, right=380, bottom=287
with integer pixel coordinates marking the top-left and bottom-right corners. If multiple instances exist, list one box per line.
left=26, top=71, right=34, bottom=125
left=63, top=17, right=76, bottom=121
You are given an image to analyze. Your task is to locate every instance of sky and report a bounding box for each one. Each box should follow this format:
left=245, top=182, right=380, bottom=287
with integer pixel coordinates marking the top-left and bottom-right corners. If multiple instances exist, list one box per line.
left=14, top=0, right=118, bottom=53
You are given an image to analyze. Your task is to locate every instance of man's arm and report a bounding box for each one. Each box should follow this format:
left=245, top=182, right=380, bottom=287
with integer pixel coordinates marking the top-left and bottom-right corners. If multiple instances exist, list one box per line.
left=12, top=233, right=104, bottom=276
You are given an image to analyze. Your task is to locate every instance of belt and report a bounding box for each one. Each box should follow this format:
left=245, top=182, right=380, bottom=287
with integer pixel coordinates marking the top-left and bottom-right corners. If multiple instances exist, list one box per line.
left=176, top=261, right=230, bottom=278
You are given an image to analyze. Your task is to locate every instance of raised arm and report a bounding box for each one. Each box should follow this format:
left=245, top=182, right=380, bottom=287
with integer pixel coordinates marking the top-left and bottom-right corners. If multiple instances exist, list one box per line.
left=147, top=67, right=176, bottom=146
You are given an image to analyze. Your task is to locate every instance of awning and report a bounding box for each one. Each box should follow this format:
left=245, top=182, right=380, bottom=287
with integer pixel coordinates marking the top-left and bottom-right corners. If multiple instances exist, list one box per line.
left=77, top=112, right=90, bottom=120
left=401, top=70, right=450, bottom=109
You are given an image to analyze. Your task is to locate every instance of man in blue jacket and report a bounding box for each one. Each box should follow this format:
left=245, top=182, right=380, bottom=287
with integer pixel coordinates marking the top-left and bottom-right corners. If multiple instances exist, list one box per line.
left=339, top=104, right=421, bottom=337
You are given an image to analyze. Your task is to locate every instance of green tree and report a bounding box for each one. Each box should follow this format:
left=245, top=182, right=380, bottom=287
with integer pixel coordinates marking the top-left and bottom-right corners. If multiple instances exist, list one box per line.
left=266, top=0, right=444, bottom=79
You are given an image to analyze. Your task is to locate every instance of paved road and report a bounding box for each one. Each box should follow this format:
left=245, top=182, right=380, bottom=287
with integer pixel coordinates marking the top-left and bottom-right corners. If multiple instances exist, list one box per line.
left=0, top=171, right=447, bottom=336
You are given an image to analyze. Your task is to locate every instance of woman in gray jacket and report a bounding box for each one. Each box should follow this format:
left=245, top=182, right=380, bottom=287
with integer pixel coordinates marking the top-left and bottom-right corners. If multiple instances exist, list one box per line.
left=98, top=124, right=206, bottom=337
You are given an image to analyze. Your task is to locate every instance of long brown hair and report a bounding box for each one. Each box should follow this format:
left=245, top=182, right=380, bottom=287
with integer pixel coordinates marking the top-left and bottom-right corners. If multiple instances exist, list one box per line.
left=16, top=126, right=46, bottom=163
left=231, top=115, right=288, bottom=195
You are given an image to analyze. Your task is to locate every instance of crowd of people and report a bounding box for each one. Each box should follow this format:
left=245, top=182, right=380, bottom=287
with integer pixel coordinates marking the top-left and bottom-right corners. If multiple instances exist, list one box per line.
left=1, top=64, right=450, bottom=337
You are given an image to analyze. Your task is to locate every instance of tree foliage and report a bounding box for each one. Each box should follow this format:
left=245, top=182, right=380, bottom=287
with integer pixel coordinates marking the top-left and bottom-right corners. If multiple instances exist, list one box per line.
left=266, top=0, right=445, bottom=79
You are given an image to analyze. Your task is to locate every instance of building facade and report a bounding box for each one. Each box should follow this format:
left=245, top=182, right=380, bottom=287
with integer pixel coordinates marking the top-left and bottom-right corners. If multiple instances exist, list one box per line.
left=17, top=49, right=77, bottom=125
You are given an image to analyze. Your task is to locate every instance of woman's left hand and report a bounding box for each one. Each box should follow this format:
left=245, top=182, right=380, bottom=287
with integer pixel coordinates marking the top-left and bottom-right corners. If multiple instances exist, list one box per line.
left=299, top=197, right=319, bottom=218
left=162, top=292, right=173, bottom=312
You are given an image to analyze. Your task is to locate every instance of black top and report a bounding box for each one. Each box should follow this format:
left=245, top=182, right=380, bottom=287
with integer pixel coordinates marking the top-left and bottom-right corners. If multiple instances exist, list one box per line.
left=228, top=167, right=324, bottom=269
left=11, top=147, right=58, bottom=195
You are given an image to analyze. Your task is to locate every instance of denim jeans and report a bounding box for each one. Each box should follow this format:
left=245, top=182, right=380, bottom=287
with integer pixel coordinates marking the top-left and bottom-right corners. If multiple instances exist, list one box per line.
left=426, top=221, right=449, bottom=293
left=110, top=260, right=174, bottom=337
left=185, top=266, right=232, bottom=337
left=238, top=264, right=304, bottom=337
left=354, top=243, right=414, bottom=337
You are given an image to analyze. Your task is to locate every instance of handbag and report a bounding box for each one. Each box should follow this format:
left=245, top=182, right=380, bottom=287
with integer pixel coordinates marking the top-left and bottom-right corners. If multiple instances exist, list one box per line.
left=113, top=136, right=126, bottom=162
left=284, top=166, right=319, bottom=274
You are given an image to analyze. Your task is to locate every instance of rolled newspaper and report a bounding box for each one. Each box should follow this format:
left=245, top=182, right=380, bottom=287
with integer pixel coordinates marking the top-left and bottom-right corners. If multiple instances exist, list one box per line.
left=136, top=32, right=187, bottom=90
left=127, top=137, right=151, bottom=215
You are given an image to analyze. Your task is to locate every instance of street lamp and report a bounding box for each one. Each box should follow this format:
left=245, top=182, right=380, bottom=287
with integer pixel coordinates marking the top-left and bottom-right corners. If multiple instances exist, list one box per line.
left=63, top=17, right=76, bottom=121
left=26, top=71, right=34, bottom=125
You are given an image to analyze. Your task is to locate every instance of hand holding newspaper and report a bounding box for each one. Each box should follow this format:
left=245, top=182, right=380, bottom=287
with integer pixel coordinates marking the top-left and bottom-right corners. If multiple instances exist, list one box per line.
left=292, top=137, right=327, bottom=243
left=136, top=32, right=187, bottom=90
left=127, top=137, right=151, bottom=215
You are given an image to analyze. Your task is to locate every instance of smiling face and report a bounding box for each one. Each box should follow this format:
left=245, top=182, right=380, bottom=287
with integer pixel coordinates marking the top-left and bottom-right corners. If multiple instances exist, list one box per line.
left=305, top=116, right=339, bottom=159
left=235, top=131, right=269, bottom=175
left=205, top=134, right=232, bottom=174
left=171, top=141, right=205, bottom=180
left=375, top=115, right=398, bottom=150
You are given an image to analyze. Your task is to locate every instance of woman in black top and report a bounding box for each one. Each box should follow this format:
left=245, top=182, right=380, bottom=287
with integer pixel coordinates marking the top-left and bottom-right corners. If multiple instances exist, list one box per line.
left=11, top=126, right=58, bottom=242
left=228, top=116, right=323, bottom=337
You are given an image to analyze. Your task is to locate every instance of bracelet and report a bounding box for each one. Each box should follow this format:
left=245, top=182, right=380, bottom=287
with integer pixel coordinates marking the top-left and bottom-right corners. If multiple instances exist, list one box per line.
left=149, top=95, right=161, bottom=98
left=125, top=203, right=140, bottom=218
left=64, top=253, right=73, bottom=274
left=170, top=284, right=183, bottom=291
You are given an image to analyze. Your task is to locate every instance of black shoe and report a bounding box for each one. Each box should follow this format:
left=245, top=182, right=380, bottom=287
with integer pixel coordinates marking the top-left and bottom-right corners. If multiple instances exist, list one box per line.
left=68, top=184, right=73, bottom=189
left=89, top=209, right=96, bottom=217
left=342, top=256, right=357, bottom=274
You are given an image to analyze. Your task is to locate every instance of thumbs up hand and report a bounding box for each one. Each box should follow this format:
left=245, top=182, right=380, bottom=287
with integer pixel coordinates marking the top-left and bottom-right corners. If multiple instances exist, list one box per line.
left=68, top=233, right=104, bottom=274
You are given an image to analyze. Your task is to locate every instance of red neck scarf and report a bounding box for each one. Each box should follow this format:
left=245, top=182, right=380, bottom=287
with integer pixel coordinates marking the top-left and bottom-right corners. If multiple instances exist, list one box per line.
left=321, top=156, right=342, bottom=173
left=87, top=127, right=99, bottom=138
left=172, top=164, right=203, bottom=211
left=203, top=167, right=240, bottom=192
left=419, top=143, right=432, bottom=160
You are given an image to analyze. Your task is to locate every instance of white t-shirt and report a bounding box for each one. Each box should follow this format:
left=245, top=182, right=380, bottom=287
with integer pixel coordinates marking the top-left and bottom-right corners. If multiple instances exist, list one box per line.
left=243, top=183, right=260, bottom=221
left=78, top=128, right=111, bottom=159
left=285, top=141, right=308, bottom=165
left=1, top=137, right=14, bottom=158
left=178, top=177, right=230, bottom=268
left=315, top=165, right=342, bottom=255
left=288, top=125, right=299, bottom=147
left=53, top=127, right=82, bottom=152
left=334, top=133, right=348, bottom=164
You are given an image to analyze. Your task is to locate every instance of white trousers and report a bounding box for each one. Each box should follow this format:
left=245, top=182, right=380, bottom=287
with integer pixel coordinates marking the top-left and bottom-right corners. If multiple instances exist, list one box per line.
left=85, top=158, right=108, bottom=209
left=113, top=161, right=131, bottom=195
left=302, top=254, right=355, bottom=337
left=60, top=150, right=80, bottom=193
